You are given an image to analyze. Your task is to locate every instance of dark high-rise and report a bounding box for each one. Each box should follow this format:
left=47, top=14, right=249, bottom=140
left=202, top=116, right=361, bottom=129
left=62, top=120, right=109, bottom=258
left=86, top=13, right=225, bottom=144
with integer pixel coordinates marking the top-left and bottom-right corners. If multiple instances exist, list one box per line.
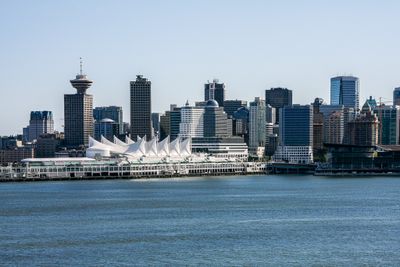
left=204, top=79, right=225, bottom=107
left=223, top=100, right=247, bottom=118
left=130, top=75, right=152, bottom=141
left=64, top=60, right=93, bottom=147
left=265, top=87, right=293, bottom=124
left=203, top=99, right=231, bottom=138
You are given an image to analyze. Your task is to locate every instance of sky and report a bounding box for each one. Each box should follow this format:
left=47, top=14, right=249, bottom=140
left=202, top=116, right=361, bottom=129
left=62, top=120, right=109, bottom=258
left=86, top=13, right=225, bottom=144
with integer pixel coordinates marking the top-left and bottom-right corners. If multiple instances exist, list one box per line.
left=0, top=0, right=399, bottom=135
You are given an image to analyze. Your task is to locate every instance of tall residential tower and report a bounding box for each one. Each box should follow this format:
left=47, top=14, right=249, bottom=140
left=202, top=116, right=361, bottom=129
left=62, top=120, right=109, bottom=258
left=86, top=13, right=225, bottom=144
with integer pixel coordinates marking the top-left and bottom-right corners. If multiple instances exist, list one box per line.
left=130, top=75, right=152, bottom=141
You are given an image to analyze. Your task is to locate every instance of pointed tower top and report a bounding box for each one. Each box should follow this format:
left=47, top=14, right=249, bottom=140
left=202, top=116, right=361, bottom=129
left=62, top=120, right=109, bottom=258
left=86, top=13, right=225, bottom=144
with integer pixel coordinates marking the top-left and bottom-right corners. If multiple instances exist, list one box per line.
left=80, top=57, right=83, bottom=75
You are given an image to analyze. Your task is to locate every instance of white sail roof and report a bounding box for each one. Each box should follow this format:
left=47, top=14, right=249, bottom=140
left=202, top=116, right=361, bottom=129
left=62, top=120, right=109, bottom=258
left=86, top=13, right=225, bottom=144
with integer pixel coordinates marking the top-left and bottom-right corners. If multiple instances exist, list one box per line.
left=157, top=136, right=170, bottom=157
left=180, top=137, right=192, bottom=156
left=169, top=138, right=181, bottom=157
left=114, top=136, right=128, bottom=147
left=125, top=136, right=135, bottom=145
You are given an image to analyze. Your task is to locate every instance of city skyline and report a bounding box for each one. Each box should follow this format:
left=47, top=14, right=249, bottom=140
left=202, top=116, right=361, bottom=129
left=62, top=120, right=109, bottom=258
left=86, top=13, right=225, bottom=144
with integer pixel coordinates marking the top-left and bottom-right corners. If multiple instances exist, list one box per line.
left=1, top=1, right=400, bottom=135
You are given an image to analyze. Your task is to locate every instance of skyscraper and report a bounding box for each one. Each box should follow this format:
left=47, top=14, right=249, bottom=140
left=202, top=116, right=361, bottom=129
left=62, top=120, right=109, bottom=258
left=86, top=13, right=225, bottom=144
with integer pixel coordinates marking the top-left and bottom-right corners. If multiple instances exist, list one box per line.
left=204, top=79, right=225, bottom=107
left=93, top=106, right=123, bottom=135
left=23, top=111, right=54, bottom=142
left=249, top=97, right=266, bottom=156
left=130, top=75, right=152, bottom=141
left=330, top=76, right=360, bottom=111
left=265, top=87, right=292, bottom=124
left=393, top=87, right=400, bottom=106
left=179, top=102, right=204, bottom=138
left=273, top=105, right=313, bottom=163
left=203, top=100, right=231, bottom=138
left=312, top=98, right=324, bottom=152
left=64, top=59, right=93, bottom=147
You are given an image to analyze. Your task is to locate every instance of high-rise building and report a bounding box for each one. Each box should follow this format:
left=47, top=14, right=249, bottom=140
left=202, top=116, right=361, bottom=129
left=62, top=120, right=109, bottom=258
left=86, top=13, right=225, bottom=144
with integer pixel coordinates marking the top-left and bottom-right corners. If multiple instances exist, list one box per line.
left=35, top=133, right=63, bottom=158
left=265, top=87, right=292, bottom=124
left=346, top=101, right=379, bottom=146
left=130, top=75, right=152, bottom=141
left=179, top=102, right=204, bottom=138
left=204, top=79, right=225, bottom=107
left=94, top=118, right=119, bottom=141
left=326, top=111, right=344, bottom=144
left=93, top=106, right=123, bottom=135
left=232, top=107, right=249, bottom=144
left=319, top=105, right=345, bottom=144
left=64, top=60, right=93, bottom=147
left=249, top=97, right=266, bottom=156
left=312, top=98, right=324, bottom=152
left=203, top=100, right=231, bottom=138
left=23, top=111, right=54, bottom=142
left=330, top=76, right=360, bottom=111
left=169, top=106, right=182, bottom=141
left=273, top=105, right=313, bottom=163
left=373, top=105, right=399, bottom=145
left=223, top=100, right=247, bottom=118
left=393, top=87, right=400, bottom=106
left=159, top=113, right=170, bottom=141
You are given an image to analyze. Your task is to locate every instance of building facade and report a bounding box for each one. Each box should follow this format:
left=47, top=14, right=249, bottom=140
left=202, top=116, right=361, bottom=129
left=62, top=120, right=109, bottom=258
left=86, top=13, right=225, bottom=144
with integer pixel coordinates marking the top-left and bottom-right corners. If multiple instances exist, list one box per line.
left=373, top=105, right=399, bottom=145
left=203, top=100, right=231, bottom=138
left=223, top=100, right=247, bottom=118
left=393, top=87, right=400, bottom=106
left=93, top=106, right=123, bottom=135
left=249, top=97, right=266, bottom=157
left=274, top=105, right=313, bottom=163
left=204, top=79, right=225, bottom=107
left=265, top=87, right=292, bottom=124
left=130, top=75, right=152, bottom=141
left=330, top=76, right=360, bottom=111
left=23, top=111, right=54, bottom=142
left=179, top=103, right=204, bottom=138
left=64, top=64, right=93, bottom=148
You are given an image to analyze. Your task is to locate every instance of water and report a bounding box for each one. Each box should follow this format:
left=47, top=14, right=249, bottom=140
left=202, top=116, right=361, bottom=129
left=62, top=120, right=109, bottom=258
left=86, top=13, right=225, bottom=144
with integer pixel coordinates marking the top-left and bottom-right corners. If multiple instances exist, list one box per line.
left=0, top=175, right=399, bottom=266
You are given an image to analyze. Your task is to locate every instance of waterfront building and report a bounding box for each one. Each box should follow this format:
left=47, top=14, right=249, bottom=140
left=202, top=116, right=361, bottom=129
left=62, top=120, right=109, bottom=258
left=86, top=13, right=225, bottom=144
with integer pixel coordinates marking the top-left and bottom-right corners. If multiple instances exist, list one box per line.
left=330, top=76, right=360, bottom=111
left=373, top=105, right=399, bottom=145
left=346, top=101, right=379, bottom=146
left=319, top=105, right=344, bottom=144
left=94, top=118, right=119, bottom=141
left=93, top=106, right=123, bottom=135
left=64, top=60, right=93, bottom=148
left=0, top=146, right=35, bottom=165
left=273, top=105, right=313, bottom=163
left=249, top=97, right=266, bottom=156
left=179, top=102, right=204, bottom=138
left=35, top=133, right=63, bottom=158
left=23, top=111, right=54, bottom=142
left=130, top=75, right=152, bottom=141
left=393, top=87, right=400, bottom=106
left=203, top=100, right=232, bottom=138
left=191, top=137, right=248, bottom=160
left=223, top=100, right=247, bottom=118
left=204, top=79, right=225, bottom=107
left=265, top=87, right=292, bottom=124
left=312, top=98, right=324, bottom=152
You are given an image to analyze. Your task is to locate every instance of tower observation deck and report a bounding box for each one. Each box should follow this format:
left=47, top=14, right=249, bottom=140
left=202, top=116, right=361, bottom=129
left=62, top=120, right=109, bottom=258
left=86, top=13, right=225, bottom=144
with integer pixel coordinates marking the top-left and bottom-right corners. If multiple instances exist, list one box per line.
left=70, top=58, right=93, bottom=94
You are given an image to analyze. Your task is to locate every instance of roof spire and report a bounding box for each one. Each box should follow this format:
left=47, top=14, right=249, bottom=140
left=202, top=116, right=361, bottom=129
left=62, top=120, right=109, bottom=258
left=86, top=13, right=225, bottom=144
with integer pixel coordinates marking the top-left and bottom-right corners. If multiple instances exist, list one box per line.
left=79, top=57, right=83, bottom=75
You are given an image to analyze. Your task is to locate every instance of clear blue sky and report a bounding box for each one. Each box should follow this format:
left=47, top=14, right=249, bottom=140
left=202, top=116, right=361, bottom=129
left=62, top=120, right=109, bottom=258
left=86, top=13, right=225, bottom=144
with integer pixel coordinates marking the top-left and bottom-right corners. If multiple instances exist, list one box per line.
left=1, top=0, right=399, bottom=135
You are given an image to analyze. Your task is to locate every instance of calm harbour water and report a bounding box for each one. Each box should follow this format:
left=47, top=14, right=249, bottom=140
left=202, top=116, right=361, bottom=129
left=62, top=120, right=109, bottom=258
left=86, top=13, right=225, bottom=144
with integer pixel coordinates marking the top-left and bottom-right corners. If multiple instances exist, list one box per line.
left=0, top=175, right=399, bottom=266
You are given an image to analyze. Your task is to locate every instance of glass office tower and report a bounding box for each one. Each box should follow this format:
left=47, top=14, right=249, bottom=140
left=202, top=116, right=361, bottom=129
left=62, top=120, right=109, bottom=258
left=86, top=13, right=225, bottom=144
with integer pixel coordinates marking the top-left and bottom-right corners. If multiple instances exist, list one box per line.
left=330, top=76, right=360, bottom=111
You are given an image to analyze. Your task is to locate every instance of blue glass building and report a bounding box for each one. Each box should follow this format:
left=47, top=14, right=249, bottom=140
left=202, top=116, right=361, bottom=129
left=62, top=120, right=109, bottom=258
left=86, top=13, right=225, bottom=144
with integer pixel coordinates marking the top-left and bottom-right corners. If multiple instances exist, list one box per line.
left=330, top=76, right=359, bottom=111
left=279, top=105, right=313, bottom=146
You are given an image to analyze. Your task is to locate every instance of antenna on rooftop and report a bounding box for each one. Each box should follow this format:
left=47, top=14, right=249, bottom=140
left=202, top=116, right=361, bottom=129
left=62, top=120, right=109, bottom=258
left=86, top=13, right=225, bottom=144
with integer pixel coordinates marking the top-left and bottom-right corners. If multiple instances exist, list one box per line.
left=80, top=57, right=83, bottom=75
